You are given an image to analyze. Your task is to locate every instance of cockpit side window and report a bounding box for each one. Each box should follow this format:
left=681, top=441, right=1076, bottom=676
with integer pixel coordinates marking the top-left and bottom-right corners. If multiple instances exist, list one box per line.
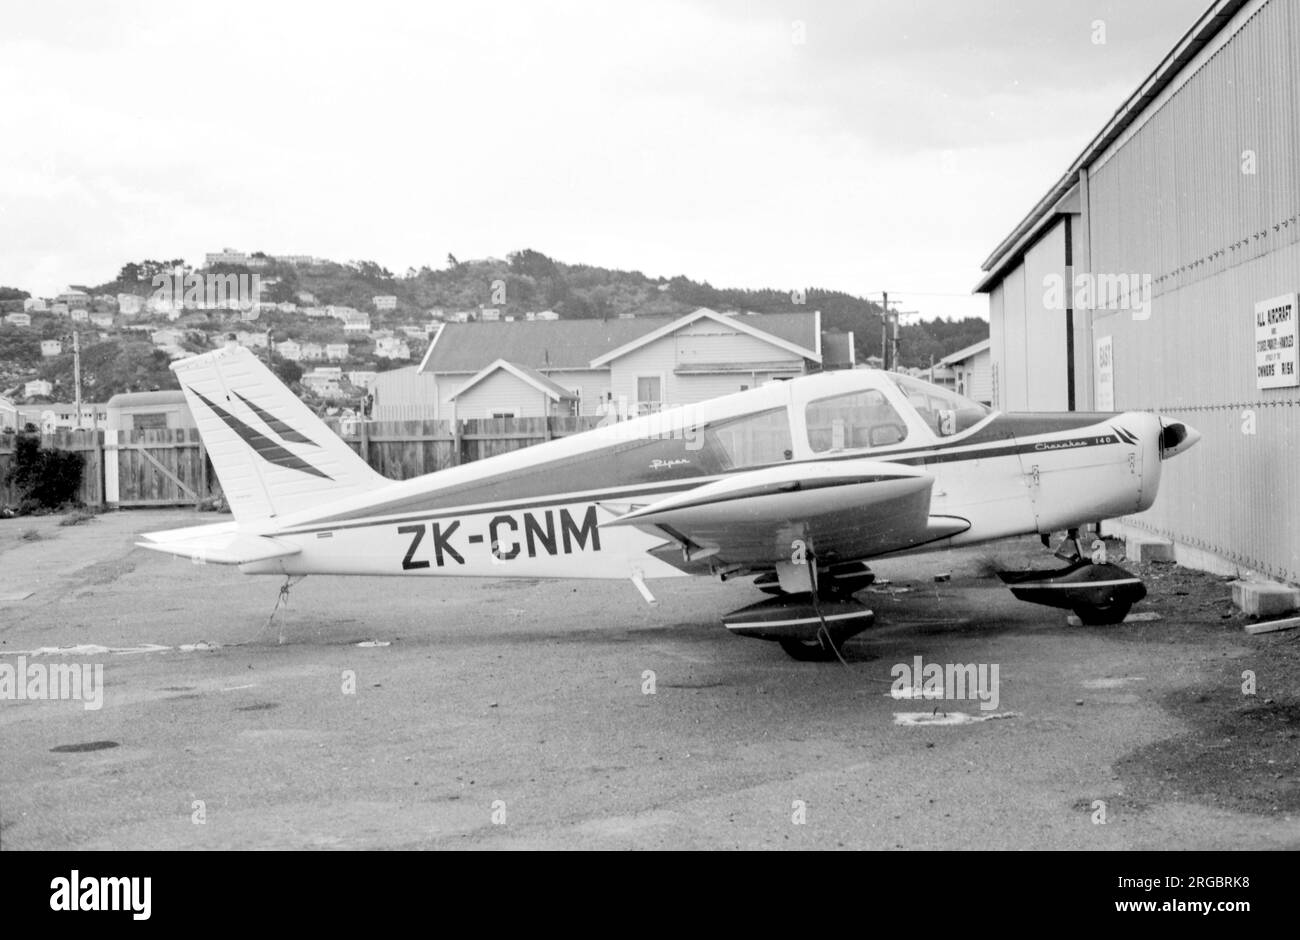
left=805, top=389, right=909, bottom=453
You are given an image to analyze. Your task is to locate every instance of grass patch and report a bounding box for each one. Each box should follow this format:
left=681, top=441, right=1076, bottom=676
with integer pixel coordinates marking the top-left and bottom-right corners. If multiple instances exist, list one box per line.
left=972, top=553, right=1008, bottom=579
left=59, top=509, right=97, bottom=527
left=18, top=528, right=43, bottom=542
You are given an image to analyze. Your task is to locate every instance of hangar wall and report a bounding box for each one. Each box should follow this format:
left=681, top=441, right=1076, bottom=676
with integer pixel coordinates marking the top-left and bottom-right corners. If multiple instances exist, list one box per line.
left=987, top=221, right=1071, bottom=411
left=978, top=0, right=1300, bottom=585
left=1089, top=0, right=1299, bottom=585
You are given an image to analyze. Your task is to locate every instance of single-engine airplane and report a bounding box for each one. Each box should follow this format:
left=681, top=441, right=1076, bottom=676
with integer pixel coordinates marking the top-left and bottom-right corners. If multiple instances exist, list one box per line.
left=139, top=346, right=1200, bottom=660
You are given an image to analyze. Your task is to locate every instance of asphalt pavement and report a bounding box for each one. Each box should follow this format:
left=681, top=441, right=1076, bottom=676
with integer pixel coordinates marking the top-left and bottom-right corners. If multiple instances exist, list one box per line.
left=1, top=509, right=1296, bottom=850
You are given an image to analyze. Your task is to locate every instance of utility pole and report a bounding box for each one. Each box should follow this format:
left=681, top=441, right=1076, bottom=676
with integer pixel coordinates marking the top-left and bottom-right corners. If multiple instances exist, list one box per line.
left=880, top=293, right=905, bottom=371
left=880, top=291, right=888, bottom=371
left=891, top=310, right=900, bottom=372
left=72, top=329, right=83, bottom=429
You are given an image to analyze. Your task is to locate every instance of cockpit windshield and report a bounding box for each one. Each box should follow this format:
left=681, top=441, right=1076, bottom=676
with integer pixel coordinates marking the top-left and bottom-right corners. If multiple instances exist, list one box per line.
left=887, top=374, right=992, bottom=437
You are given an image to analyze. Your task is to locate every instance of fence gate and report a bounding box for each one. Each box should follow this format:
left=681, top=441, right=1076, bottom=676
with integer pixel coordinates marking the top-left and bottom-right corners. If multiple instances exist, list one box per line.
left=107, top=428, right=211, bottom=507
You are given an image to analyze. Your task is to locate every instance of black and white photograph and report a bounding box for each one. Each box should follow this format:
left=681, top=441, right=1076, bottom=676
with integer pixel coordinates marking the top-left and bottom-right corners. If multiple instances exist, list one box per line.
left=0, top=0, right=1294, bottom=903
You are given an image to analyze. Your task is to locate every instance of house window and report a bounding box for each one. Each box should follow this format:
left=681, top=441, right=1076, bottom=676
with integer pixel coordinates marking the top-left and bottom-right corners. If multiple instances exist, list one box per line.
left=636, top=375, right=662, bottom=414
left=491, top=411, right=516, bottom=419
left=132, top=412, right=169, bottom=430
left=701, top=407, right=792, bottom=469
left=806, top=390, right=908, bottom=452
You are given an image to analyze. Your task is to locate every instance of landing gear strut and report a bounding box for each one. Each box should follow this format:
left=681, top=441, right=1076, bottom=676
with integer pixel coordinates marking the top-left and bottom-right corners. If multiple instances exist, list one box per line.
left=1049, top=527, right=1086, bottom=563
left=725, top=552, right=877, bottom=661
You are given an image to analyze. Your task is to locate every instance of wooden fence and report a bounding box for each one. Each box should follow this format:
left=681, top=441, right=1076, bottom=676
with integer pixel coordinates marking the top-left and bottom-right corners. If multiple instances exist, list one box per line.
left=0, top=415, right=608, bottom=509
left=334, top=415, right=606, bottom=480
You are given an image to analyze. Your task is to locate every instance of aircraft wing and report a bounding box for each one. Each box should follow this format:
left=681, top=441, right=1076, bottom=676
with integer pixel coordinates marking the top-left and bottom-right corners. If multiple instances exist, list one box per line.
left=602, top=458, right=969, bottom=566
left=136, top=521, right=302, bottom=566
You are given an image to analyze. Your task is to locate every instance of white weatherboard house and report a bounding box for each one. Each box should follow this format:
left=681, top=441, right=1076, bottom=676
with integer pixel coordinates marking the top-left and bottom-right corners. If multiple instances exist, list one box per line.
left=367, top=366, right=435, bottom=421
left=415, top=308, right=847, bottom=420
left=449, top=359, right=580, bottom=418
left=938, top=338, right=993, bottom=406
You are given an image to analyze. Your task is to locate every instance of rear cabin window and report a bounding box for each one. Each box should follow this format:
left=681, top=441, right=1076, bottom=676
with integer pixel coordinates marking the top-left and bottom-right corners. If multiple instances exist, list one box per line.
left=806, top=390, right=909, bottom=452
left=700, top=408, right=792, bottom=470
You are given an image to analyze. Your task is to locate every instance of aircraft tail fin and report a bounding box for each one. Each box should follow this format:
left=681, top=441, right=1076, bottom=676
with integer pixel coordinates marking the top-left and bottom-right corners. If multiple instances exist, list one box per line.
left=171, top=346, right=386, bottom=523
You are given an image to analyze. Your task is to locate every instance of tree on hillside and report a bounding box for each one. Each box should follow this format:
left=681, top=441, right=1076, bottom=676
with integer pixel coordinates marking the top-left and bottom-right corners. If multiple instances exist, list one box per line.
left=508, top=249, right=558, bottom=281
left=0, top=286, right=31, bottom=302
left=93, top=259, right=187, bottom=294
left=40, top=340, right=178, bottom=397
left=558, top=293, right=594, bottom=319
left=270, top=358, right=303, bottom=388
left=353, top=261, right=395, bottom=284
left=0, top=324, right=41, bottom=362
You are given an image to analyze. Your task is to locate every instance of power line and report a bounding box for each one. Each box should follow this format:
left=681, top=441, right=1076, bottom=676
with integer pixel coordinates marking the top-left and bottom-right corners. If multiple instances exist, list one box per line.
left=864, top=290, right=982, bottom=299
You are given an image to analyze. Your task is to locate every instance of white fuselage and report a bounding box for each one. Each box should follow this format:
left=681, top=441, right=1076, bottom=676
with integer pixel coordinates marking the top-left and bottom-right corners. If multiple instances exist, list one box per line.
left=237, top=370, right=1164, bottom=582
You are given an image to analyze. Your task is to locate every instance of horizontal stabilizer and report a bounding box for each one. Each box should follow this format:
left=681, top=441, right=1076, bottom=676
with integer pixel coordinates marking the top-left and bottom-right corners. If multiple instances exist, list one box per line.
left=137, top=523, right=301, bottom=566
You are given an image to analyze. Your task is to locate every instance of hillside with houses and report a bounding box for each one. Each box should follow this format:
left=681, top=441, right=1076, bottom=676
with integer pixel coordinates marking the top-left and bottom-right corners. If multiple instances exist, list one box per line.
left=0, top=249, right=989, bottom=429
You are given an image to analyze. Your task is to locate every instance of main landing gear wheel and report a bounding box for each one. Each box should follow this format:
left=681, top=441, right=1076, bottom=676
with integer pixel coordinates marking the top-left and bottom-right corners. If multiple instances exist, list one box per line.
left=1071, top=601, right=1132, bottom=625
left=778, top=636, right=845, bottom=662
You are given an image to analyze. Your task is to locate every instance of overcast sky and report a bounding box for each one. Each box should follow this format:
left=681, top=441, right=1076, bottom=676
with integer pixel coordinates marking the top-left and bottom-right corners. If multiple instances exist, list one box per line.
left=1, top=0, right=1207, bottom=318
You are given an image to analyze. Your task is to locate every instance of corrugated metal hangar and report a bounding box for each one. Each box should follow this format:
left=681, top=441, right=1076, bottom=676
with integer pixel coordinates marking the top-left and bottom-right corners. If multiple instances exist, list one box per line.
left=975, top=0, right=1298, bottom=586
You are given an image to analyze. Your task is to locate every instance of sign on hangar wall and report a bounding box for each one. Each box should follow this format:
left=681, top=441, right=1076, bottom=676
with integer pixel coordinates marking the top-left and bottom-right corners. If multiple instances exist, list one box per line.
left=1094, top=335, right=1114, bottom=411
left=1255, top=293, right=1299, bottom=390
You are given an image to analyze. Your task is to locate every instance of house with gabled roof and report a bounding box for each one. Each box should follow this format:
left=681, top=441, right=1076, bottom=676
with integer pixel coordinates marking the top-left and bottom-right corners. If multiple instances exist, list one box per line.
left=938, top=337, right=992, bottom=405
left=417, top=307, right=846, bottom=420
left=449, top=359, right=581, bottom=418
left=588, top=307, right=820, bottom=412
